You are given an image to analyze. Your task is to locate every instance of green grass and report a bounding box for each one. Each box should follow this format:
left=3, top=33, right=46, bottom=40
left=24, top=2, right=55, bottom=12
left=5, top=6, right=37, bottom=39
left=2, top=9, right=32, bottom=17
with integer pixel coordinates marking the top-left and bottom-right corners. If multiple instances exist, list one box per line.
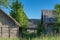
left=32, top=35, right=60, bottom=40
left=0, top=37, right=19, bottom=40
left=0, top=35, right=60, bottom=40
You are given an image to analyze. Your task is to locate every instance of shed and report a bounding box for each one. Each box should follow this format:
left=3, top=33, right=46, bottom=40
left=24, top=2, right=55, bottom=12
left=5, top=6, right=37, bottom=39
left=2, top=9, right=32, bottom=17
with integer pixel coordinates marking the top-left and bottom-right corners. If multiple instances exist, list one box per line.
left=0, top=9, right=22, bottom=38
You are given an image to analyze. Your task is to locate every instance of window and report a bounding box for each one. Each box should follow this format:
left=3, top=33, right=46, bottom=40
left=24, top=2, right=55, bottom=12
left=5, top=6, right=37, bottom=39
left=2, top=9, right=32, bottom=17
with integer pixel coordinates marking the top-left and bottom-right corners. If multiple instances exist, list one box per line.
left=45, top=18, right=55, bottom=23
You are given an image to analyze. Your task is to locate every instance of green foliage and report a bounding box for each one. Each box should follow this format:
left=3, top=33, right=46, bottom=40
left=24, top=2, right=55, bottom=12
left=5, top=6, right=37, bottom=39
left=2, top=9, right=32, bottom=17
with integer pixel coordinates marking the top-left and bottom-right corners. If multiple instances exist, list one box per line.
left=10, top=10, right=16, bottom=18
left=37, top=21, right=45, bottom=36
left=53, top=4, right=60, bottom=33
left=55, top=4, right=60, bottom=13
left=0, top=0, right=9, bottom=8
left=10, top=0, right=28, bottom=27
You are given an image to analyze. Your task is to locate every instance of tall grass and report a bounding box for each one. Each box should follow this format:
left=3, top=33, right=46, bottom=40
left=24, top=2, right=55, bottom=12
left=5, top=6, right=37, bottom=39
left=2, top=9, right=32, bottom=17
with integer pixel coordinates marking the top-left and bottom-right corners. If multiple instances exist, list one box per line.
left=0, top=37, right=19, bottom=40
left=0, top=35, right=60, bottom=40
left=32, top=34, right=60, bottom=40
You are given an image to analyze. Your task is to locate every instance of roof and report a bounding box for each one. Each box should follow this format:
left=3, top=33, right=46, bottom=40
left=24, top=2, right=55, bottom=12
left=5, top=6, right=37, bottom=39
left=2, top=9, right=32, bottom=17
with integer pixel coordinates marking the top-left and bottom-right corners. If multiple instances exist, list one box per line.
left=29, top=19, right=40, bottom=24
left=27, top=19, right=40, bottom=28
left=0, top=9, right=21, bottom=27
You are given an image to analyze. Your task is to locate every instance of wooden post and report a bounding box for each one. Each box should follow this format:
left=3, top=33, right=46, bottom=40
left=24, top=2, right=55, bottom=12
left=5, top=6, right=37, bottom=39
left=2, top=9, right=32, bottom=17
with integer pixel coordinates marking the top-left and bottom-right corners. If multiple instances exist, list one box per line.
left=1, top=27, right=2, bottom=37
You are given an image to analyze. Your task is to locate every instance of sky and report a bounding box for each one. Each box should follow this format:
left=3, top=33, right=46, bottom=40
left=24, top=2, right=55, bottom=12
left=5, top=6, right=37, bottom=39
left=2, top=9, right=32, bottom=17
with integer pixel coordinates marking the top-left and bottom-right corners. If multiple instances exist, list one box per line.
left=2, top=0, right=60, bottom=19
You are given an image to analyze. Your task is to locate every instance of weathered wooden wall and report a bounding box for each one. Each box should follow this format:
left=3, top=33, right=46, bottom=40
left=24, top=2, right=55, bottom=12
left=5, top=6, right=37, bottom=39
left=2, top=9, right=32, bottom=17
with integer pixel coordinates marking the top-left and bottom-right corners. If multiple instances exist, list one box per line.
left=41, top=10, right=54, bottom=34
left=0, top=27, right=19, bottom=37
left=0, top=10, right=19, bottom=37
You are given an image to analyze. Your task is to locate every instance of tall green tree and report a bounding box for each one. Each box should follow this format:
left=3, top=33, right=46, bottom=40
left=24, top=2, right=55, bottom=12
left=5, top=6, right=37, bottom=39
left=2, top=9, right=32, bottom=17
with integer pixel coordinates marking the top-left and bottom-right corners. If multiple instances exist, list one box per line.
left=53, top=4, right=60, bottom=33
left=10, top=0, right=28, bottom=27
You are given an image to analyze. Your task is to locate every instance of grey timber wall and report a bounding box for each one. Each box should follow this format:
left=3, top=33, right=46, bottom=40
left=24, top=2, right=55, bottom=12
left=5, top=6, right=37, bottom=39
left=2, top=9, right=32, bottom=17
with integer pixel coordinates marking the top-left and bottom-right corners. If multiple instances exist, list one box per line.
left=0, top=10, right=19, bottom=38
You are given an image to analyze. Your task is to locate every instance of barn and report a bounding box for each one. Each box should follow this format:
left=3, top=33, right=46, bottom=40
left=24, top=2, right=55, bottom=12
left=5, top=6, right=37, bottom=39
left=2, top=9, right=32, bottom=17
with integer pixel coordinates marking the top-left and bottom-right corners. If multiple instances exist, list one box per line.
left=41, top=10, right=55, bottom=34
left=0, top=9, right=22, bottom=38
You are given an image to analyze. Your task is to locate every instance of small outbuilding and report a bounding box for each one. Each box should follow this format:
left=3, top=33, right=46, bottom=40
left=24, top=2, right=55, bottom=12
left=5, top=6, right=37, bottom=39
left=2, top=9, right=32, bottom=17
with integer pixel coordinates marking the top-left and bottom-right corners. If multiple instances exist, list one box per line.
left=0, top=9, right=22, bottom=38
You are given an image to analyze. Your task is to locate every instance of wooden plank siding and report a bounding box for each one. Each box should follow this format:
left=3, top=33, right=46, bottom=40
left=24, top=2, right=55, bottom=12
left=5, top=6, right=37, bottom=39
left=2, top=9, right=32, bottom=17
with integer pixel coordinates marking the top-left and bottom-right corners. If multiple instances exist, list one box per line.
left=0, top=27, right=19, bottom=37
left=41, top=10, right=54, bottom=34
left=0, top=9, right=21, bottom=38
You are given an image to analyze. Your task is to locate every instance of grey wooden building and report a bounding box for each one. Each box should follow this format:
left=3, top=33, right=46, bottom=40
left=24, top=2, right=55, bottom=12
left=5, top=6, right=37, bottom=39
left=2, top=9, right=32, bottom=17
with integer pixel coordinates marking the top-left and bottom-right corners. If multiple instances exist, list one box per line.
left=0, top=9, right=22, bottom=38
left=41, top=10, right=55, bottom=34
left=27, top=19, right=40, bottom=33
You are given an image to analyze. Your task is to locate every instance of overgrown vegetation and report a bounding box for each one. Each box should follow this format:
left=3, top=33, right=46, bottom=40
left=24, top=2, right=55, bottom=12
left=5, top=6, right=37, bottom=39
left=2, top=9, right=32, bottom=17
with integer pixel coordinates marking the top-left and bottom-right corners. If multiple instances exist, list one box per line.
left=0, top=35, right=59, bottom=40
left=53, top=4, right=60, bottom=33
left=32, top=34, right=60, bottom=40
left=37, top=21, right=45, bottom=36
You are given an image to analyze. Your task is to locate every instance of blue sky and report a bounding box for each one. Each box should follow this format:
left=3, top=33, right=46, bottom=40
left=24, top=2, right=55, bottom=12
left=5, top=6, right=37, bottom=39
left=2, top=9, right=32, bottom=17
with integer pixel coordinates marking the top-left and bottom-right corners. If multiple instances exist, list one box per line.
left=2, top=0, right=60, bottom=19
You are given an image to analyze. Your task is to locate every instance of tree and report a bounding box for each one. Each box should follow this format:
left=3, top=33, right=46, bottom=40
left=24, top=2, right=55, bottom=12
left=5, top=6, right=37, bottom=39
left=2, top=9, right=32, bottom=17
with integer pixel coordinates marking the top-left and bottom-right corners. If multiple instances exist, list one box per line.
left=37, top=21, right=45, bottom=36
left=53, top=4, right=60, bottom=33
left=10, top=0, right=28, bottom=27
left=0, top=0, right=9, bottom=8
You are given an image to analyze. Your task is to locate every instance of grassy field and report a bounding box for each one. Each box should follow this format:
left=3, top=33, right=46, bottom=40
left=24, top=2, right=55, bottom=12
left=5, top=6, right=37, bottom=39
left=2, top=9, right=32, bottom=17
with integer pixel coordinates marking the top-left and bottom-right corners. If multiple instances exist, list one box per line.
left=0, top=35, right=60, bottom=40
left=0, top=37, right=20, bottom=40
left=32, top=35, right=60, bottom=40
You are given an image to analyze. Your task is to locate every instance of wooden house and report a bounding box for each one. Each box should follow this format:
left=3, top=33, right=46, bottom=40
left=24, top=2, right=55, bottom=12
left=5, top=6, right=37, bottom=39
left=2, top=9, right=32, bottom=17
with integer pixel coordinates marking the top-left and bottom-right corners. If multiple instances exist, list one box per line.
left=41, top=10, right=55, bottom=34
left=0, top=9, right=22, bottom=38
